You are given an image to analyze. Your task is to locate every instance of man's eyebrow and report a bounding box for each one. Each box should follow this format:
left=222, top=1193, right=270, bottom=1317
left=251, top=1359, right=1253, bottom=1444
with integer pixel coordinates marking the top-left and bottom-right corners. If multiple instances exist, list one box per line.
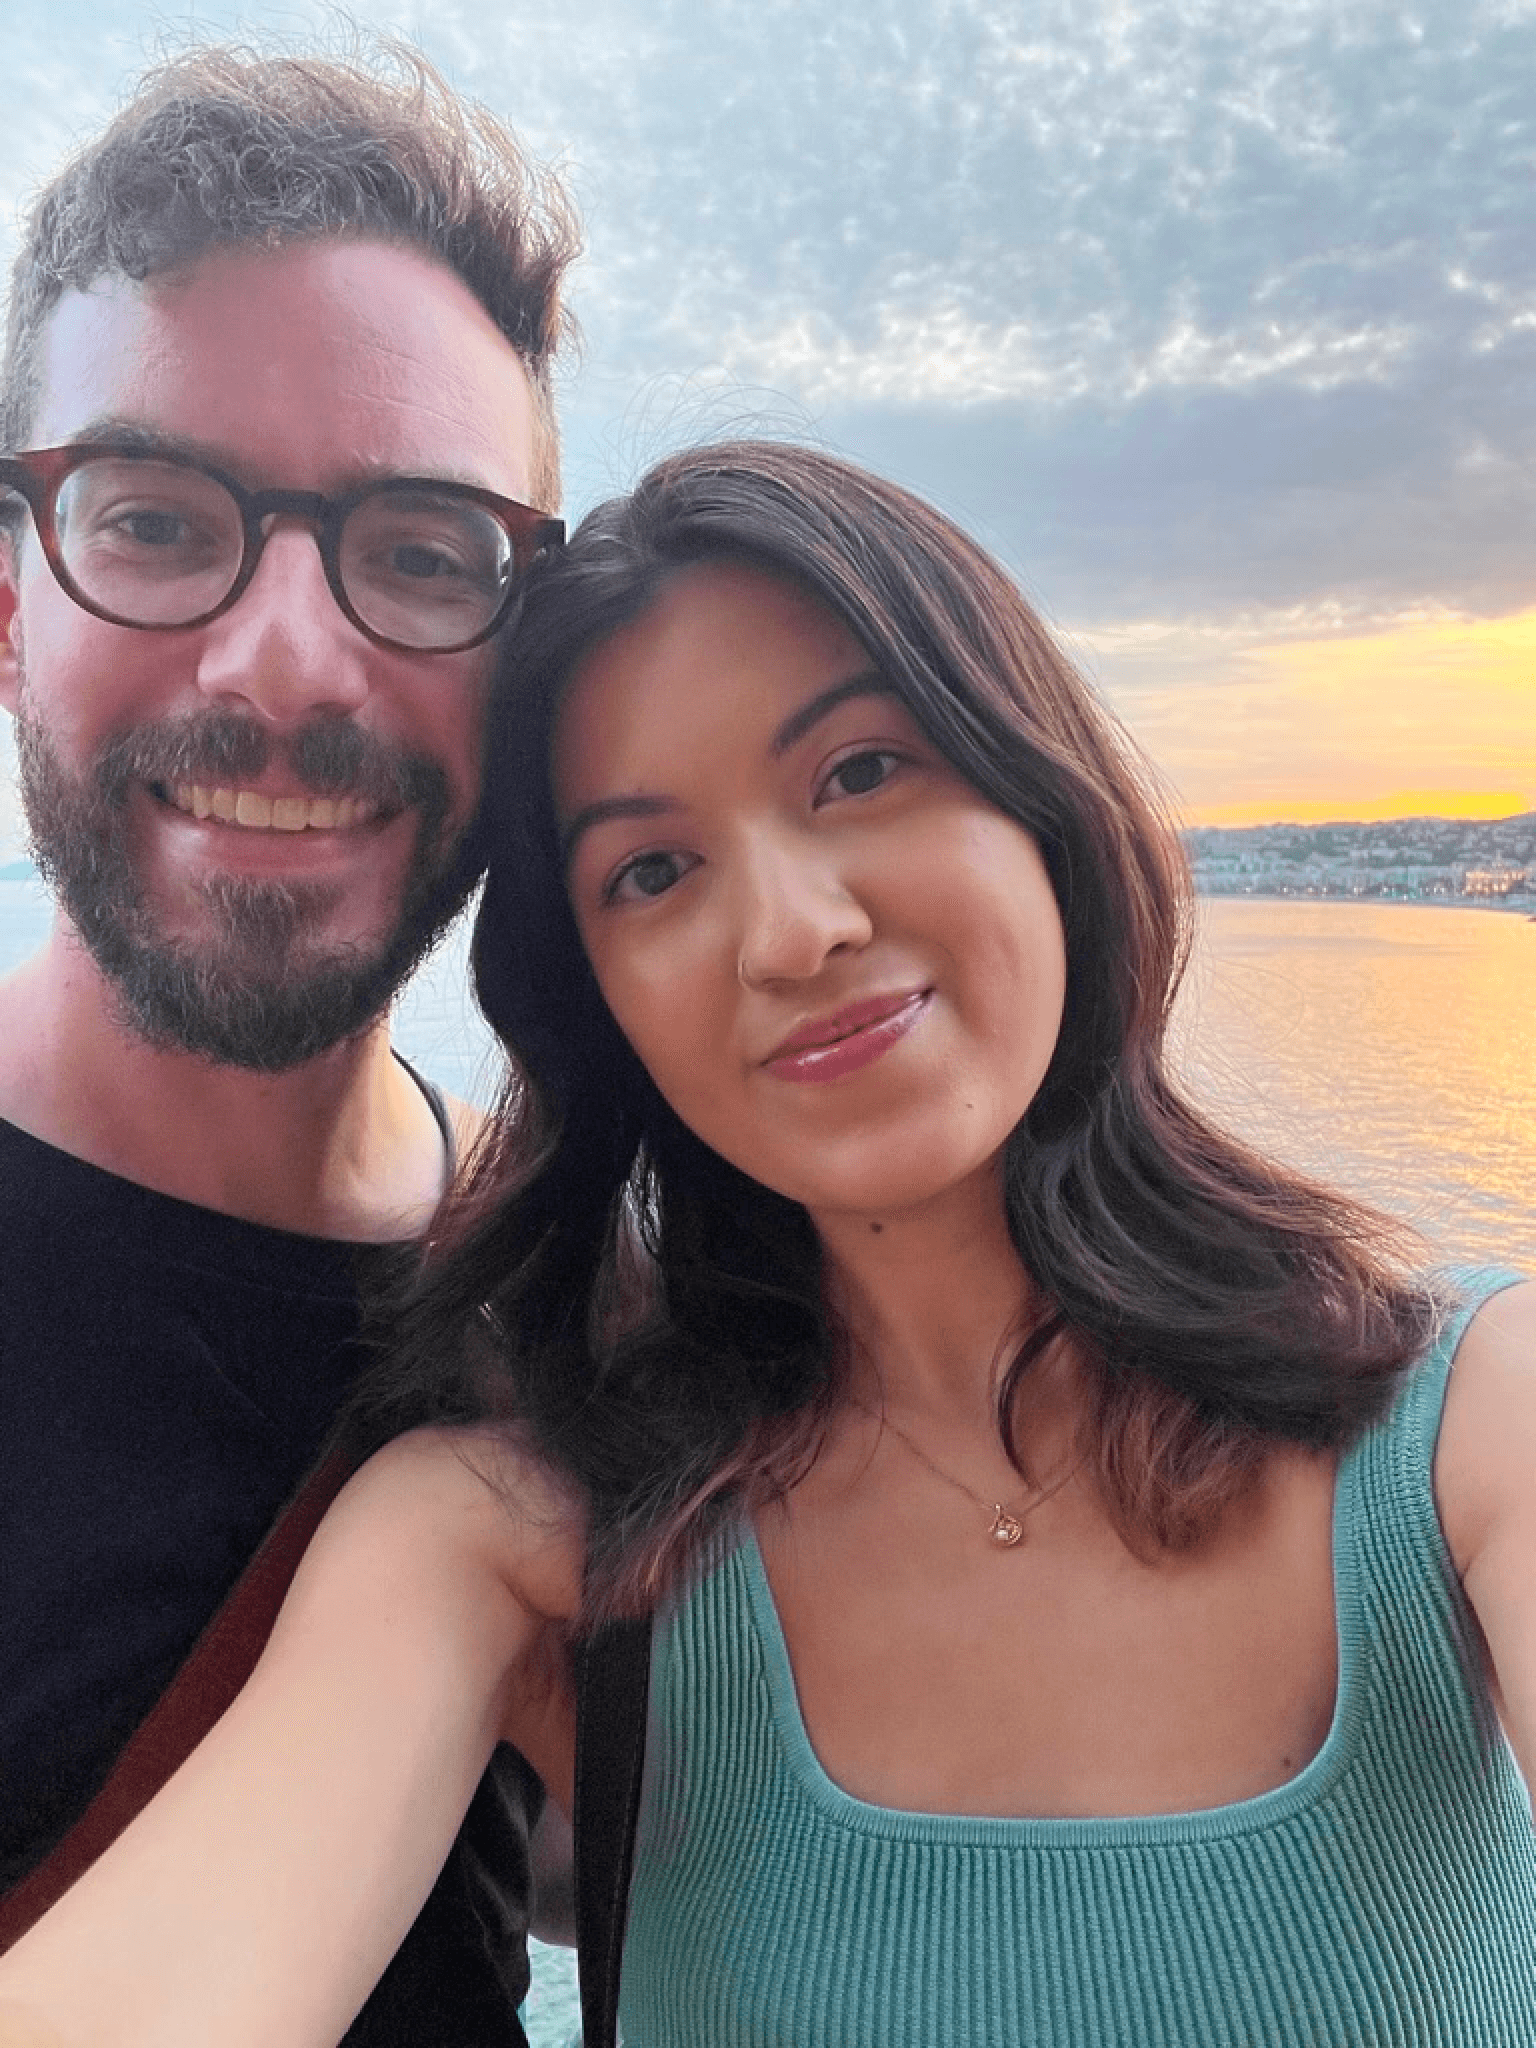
left=769, top=672, right=897, bottom=757
left=61, top=419, right=199, bottom=461
left=561, top=793, right=677, bottom=867
left=53, top=419, right=488, bottom=492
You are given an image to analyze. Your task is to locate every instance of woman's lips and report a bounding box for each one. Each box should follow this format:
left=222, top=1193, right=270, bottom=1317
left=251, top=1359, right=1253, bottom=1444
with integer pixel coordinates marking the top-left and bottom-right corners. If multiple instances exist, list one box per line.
left=763, top=990, right=930, bottom=1084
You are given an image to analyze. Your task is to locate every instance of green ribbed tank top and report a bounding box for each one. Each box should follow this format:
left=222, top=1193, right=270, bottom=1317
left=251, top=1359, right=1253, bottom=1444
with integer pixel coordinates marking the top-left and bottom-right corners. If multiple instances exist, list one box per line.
left=619, top=1274, right=1536, bottom=2046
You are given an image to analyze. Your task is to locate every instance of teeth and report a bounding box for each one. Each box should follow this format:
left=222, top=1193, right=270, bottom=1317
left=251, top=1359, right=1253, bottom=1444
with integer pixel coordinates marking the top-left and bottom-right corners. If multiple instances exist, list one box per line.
left=169, top=785, right=377, bottom=832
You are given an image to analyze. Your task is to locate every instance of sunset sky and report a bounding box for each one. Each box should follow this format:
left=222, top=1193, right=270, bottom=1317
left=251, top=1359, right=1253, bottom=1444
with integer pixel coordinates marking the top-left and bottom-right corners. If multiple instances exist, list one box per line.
left=1, top=0, right=1532, bottom=849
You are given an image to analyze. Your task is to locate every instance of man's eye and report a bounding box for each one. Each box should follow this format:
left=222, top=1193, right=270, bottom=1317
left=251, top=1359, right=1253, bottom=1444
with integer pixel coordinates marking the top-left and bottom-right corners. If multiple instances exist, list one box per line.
left=115, top=508, right=192, bottom=548
left=604, top=849, right=694, bottom=903
left=90, top=503, right=213, bottom=556
left=389, top=542, right=468, bottom=581
left=820, top=749, right=899, bottom=802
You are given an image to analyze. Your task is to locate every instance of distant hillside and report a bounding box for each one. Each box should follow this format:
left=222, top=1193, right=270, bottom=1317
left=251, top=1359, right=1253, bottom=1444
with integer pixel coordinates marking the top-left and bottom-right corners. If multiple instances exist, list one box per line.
left=1184, top=813, right=1536, bottom=905
left=4, top=824, right=1533, bottom=906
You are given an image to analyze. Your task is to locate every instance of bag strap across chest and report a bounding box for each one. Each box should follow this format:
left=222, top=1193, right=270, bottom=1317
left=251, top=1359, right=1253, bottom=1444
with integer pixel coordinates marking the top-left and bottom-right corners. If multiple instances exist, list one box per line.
left=0, top=1447, right=357, bottom=1953
left=574, top=1611, right=654, bottom=2047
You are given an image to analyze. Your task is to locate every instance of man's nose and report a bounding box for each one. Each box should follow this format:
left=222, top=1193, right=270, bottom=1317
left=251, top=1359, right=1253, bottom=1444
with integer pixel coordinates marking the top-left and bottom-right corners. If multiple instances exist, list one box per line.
left=192, top=523, right=374, bottom=726
left=733, top=835, right=874, bottom=988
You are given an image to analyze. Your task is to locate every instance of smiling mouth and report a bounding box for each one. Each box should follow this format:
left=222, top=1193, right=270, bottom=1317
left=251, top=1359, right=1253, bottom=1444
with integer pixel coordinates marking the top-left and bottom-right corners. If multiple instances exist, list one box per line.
left=769, top=989, right=929, bottom=1061
left=159, top=783, right=384, bottom=833
left=761, top=990, right=931, bottom=1083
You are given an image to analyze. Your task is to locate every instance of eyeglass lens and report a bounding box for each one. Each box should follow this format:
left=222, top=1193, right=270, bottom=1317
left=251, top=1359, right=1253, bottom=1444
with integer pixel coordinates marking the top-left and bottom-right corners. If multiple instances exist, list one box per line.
left=340, top=488, right=516, bottom=649
left=55, top=459, right=242, bottom=626
left=51, top=458, right=519, bottom=649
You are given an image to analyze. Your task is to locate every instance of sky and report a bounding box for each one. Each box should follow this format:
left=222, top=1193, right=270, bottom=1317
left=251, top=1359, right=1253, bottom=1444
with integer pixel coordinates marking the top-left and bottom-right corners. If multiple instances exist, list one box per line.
left=0, top=0, right=1533, bottom=849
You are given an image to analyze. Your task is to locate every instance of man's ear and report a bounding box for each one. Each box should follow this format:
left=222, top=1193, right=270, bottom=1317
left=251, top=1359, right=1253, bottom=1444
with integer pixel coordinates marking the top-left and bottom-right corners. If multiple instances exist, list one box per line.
left=0, top=536, right=20, bottom=714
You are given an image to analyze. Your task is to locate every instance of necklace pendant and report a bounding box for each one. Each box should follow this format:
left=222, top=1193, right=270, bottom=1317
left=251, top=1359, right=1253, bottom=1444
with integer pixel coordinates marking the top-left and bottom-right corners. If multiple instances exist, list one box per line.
left=988, top=1505, right=1025, bottom=1548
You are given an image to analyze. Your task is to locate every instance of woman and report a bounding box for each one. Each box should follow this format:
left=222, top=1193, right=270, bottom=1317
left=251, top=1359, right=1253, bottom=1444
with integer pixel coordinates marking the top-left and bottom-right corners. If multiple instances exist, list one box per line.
left=2, top=442, right=1533, bottom=2047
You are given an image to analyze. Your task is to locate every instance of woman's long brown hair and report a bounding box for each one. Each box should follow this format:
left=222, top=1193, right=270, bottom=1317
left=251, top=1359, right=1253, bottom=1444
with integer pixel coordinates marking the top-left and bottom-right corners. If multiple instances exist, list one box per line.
left=371, top=440, right=1441, bottom=1622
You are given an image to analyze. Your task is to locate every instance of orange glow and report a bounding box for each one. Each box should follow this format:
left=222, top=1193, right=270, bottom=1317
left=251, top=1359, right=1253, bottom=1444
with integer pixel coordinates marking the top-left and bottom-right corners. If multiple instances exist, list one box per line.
left=1189, top=789, right=1533, bottom=827
left=1108, top=605, right=1536, bottom=827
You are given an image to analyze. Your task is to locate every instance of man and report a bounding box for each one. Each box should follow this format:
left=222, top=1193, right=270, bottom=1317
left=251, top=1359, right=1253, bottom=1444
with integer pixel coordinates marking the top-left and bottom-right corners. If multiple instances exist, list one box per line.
left=0, top=40, right=579, bottom=2042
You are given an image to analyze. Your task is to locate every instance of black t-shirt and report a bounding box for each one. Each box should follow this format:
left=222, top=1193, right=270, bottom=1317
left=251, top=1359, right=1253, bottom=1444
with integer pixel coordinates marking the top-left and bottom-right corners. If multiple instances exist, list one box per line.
left=0, top=1115, right=537, bottom=2043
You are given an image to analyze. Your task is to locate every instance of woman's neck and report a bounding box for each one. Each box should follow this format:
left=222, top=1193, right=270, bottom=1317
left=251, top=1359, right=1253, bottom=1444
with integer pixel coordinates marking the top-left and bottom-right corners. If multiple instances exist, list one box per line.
left=814, top=1171, right=1042, bottom=1424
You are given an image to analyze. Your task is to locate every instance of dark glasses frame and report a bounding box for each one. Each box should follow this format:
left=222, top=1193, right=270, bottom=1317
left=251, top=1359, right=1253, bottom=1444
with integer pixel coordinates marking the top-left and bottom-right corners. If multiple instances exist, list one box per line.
left=0, top=442, right=566, bottom=654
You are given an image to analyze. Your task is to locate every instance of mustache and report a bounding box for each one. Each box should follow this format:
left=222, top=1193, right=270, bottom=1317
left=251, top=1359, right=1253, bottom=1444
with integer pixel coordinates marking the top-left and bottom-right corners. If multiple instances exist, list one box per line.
left=94, top=711, right=438, bottom=813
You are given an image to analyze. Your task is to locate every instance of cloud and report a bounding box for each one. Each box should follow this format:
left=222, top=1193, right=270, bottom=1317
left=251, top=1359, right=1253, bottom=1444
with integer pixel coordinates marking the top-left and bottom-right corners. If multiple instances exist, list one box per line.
left=710, top=298, right=1420, bottom=409
left=0, top=0, right=1532, bottom=830
left=523, top=0, right=1536, bottom=625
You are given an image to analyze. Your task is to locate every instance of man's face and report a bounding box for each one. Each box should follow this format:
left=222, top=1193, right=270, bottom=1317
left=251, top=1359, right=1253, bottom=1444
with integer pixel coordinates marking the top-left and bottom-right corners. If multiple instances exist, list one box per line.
left=0, top=238, right=542, bottom=1069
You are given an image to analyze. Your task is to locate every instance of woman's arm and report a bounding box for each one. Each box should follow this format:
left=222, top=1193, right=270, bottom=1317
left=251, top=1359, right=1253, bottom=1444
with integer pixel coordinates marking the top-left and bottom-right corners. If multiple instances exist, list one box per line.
left=0, top=1429, right=581, bottom=2048
left=1435, top=1278, right=1536, bottom=1790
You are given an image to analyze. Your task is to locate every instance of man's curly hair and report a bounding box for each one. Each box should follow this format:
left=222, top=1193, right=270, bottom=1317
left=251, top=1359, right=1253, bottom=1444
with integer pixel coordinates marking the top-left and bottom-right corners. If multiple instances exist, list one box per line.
left=1, top=34, right=581, bottom=508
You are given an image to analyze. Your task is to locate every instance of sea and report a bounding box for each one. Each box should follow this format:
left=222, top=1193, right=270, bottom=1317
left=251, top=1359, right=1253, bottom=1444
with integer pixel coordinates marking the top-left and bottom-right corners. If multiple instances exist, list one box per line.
left=2, top=879, right=1532, bottom=2041
left=5, top=875, right=1525, bottom=1265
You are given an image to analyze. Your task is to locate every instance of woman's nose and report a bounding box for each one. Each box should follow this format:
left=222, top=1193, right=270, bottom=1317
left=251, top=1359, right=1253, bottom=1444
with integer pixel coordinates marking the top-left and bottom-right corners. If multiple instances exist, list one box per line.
left=733, top=839, right=874, bottom=988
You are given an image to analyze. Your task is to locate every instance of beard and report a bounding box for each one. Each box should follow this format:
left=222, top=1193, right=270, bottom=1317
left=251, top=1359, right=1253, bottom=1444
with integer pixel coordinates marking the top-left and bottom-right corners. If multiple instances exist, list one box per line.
left=14, top=690, right=485, bottom=1073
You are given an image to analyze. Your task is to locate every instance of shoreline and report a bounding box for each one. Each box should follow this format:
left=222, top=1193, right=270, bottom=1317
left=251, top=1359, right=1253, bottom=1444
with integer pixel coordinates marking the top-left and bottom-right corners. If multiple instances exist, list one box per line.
left=2, top=871, right=1532, bottom=925
left=1194, top=889, right=1535, bottom=918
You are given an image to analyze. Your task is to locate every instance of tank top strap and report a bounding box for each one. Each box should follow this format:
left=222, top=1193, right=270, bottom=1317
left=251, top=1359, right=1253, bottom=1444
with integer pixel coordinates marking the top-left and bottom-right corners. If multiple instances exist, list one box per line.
left=1377, top=1265, right=1527, bottom=1477
left=390, top=1049, right=457, bottom=1178
left=1331, top=1263, right=1528, bottom=1766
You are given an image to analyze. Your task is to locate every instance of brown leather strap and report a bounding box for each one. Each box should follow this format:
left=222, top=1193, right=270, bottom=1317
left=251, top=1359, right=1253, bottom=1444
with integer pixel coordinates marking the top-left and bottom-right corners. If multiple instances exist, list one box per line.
left=573, top=1611, right=653, bottom=2048
left=0, top=1447, right=357, bottom=1953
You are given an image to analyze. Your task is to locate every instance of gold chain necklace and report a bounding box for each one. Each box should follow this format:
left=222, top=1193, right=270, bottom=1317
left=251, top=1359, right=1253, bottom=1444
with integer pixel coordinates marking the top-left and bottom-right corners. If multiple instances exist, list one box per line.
left=856, top=1401, right=1076, bottom=1548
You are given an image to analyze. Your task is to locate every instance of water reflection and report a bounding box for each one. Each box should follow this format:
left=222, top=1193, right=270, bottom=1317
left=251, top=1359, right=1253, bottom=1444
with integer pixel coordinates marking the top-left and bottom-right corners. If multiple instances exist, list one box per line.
left=1174, top=899, right=1536, bottom=1270
left=2, top=879, right=1530, bottom=1273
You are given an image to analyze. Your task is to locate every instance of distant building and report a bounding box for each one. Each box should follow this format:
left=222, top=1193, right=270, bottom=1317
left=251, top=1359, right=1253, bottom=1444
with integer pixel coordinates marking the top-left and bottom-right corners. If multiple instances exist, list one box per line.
left=1461, top=867, right=1528, bottom=898
left=1184, top=813, right=1536, bottom=908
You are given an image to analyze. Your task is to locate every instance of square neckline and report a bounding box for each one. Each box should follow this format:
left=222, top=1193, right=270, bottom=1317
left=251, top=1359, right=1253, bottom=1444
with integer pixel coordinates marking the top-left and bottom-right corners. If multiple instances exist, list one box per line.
left=734, top=1461, right=1368, bottom=1848
left=725, top=1274, right=1508, bottom=1846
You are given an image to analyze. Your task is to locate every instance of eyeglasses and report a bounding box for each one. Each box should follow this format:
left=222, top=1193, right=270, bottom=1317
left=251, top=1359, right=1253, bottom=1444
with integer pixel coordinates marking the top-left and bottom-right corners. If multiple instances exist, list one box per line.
left=0, top=443, right=565, bottom=654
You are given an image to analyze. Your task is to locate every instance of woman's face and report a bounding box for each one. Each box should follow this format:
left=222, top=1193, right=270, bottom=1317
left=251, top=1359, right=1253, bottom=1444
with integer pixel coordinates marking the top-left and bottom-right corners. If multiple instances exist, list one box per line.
left=552, top=559, right=1068, bottom=1232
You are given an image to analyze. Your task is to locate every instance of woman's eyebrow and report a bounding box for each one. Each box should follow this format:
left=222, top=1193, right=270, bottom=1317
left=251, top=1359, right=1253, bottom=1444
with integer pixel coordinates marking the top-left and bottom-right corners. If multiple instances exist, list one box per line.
left=561, top=673, right=896, bottom=867
left=769, top=672, right=895, bottom=758
left=560, top=793, right=676, bottom=868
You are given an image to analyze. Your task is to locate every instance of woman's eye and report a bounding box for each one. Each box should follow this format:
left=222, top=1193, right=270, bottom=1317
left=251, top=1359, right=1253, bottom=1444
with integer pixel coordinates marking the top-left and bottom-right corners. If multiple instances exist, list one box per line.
left=604, top=849, right=694, bottom=904
left=820, top=749, right=900, bottom=803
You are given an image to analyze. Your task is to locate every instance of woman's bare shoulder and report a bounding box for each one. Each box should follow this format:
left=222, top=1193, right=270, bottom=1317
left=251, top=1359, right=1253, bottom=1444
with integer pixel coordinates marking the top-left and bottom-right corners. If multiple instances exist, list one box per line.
left=0, top=2003, right=78, bottom=2048
left=315, top=1424, right=586, bottom=1628
left=1434, top=1277, right=1536, bottom=1572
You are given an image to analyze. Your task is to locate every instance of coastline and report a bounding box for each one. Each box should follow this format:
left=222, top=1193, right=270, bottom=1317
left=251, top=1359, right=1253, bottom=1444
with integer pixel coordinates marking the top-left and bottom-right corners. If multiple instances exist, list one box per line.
left=1194, top=887, right=1536, bottom=918
left=3, top=866, right=1531, bottom=918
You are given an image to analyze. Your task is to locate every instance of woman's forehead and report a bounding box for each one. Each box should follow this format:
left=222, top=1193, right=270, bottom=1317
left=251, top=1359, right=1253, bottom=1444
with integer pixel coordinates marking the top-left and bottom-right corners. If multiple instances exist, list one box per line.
left=550, top=559, right=871, bottom=809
